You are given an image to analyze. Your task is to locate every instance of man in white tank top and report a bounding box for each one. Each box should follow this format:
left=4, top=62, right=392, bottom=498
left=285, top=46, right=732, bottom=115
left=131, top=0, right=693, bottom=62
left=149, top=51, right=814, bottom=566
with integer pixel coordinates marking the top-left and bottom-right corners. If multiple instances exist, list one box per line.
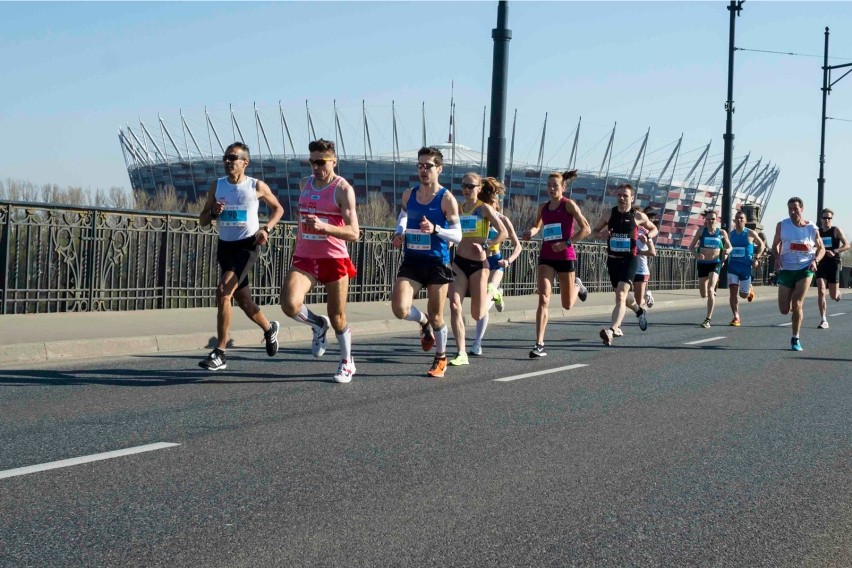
left=771, top=196, right=825, bottom=351
left=198, top=142, right=284, bottom=371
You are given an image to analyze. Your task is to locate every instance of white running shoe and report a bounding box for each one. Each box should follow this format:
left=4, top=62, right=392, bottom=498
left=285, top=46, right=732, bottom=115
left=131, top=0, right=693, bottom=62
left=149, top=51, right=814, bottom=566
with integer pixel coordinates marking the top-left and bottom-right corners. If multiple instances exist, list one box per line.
left=612, top=328, right=624, bottom=337
left=576, top=277, right=588, bottom=302
left=817, top=319, right=829, bottom=330
left=469, top=342, right=483, bottom=356
left=599, top=328, right=614, bottom=346
left=637, top=307, right=648, bottom=331
left=334, top=358, right=356, bottom=383
left=312, top=315, right=331, bottom=358
left=644, top=291, right=654, bottom=308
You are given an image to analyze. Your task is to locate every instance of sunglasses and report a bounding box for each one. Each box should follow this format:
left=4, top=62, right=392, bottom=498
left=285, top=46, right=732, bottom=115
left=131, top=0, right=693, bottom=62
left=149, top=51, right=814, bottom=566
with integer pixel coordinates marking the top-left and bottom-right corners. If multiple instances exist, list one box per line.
left=309, top=158, right=334, bottom=167
left=417, top=162, right=437, bottom=170
left=223, top=154, right=244, bottom=162
left=461, top=183, right=479, bottom=190
left=705, top=218, right=717, bottom=221
left=822, top=216, right=833, bottom=220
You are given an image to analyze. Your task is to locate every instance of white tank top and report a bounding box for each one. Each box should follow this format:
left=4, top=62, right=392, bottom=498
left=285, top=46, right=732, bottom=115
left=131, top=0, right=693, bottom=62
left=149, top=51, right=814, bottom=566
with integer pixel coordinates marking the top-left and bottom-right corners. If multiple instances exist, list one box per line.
left=215, top=176, right=260, bottom=242
left=779, top=218, right=817, bottom=271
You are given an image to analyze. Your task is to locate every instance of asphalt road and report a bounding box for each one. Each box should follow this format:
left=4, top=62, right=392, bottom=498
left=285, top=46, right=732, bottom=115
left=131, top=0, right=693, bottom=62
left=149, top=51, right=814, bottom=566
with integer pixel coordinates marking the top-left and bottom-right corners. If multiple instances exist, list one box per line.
left=1, top=297, right=850, bottom=567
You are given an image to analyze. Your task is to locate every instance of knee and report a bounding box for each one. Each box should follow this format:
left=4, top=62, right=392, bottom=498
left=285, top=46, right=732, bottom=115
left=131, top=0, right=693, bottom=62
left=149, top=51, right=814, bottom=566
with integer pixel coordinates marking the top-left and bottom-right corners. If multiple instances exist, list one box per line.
left=391, top=302, right=410, bottom=320
left=329, top=313, right=346, bottom=332
left=217, top=286, right=233, bottom=306
left=561, top=297, right=574, bottom=311
left=538, top=293, right=550, bottom=308
left=280, top=295, right=299, bottom=318
left=450, top=298, right=463, bottom=315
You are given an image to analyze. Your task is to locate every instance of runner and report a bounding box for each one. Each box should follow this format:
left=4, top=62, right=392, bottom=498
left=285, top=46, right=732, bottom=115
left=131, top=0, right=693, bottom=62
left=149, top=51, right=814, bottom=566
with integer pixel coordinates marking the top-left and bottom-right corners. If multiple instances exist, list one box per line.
left=726, top=210, right=766, bottom=326
left=612, top=206, right=657, bottom=338
left=815, top=208, right=849, bottom=329
left=772, top=196, right=825, bottom=351
left=280, top=139, right=360, bottom=383
left=470, top=193, right=524, bottom=356
left=448, top=173, right=507, bottom=366
left=641, top=206, right=659, bottom=308
left=522, top=170, right=591, bottom=358
left=591, top=183, right=658, bottom=346
left=391, top=147, right=461, bottom=377
left=198, top=142, right=284, bottom=371
left=688, top=210, right=732, bottom=328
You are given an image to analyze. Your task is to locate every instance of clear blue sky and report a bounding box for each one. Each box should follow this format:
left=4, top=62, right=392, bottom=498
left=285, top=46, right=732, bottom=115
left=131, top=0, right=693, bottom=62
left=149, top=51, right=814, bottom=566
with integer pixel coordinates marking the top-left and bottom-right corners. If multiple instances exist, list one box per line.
left=1, top=1, right=851, bottom=233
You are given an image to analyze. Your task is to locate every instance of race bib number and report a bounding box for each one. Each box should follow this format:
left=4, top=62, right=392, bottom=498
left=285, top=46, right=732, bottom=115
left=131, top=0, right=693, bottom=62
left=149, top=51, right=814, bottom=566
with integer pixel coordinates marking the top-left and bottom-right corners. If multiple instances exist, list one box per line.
left=488, top=226, right=499, bottom=241
left=790, top=241, right=810, bottom=252
left=460, top=215, right=478, bottom=235
left=609, top=236, right=631, bottom=252
left=702, top=237, right=722, bottom=249
left=406, top=230, right=432, bottom=251
left=542, top=223, right=563, bottom=241
left=300, top=216, right=329, bottom=240
left=730, top=247, right=746, bottom=258
left=219, top=206, right=247, bottom=227
left=822, top=236, right=833, bottom=248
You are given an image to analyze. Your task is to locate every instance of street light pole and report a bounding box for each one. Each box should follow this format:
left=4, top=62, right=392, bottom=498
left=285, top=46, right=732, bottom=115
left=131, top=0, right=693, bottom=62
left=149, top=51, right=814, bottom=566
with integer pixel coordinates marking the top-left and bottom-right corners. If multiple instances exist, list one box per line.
left=722, top=0, right=744, bottom=233
left=487, top=1, right=512, bottom=182
left=817, top=28, right=852, bottom=217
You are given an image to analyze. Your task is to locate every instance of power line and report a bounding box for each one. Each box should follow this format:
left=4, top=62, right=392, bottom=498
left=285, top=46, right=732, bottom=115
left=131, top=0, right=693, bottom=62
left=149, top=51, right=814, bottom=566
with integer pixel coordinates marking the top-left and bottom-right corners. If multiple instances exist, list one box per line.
left=827, top=116, right=852, bottom=122
left=735, top=46, right=852, bottom=60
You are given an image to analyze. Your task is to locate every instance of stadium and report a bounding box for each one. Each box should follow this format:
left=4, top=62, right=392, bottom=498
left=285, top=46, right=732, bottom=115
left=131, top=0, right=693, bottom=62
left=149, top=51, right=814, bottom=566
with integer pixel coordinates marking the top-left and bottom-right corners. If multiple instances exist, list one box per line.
left=117, top=102, right=778, bottom=247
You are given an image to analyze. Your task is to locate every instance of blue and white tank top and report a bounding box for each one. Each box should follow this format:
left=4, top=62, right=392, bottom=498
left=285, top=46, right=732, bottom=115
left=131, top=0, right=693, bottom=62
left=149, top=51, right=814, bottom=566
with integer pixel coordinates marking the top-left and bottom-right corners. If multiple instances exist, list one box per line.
left=404, top=186, right=450, bottom=263
left=728, top=228, right=754, bottom=271
left=215, top=176, right=260, bottom=242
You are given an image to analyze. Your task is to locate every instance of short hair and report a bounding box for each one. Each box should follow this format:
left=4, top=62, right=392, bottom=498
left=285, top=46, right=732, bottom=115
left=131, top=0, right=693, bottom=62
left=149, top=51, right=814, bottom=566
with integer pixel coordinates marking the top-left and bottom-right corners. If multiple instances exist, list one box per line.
left=417, top=146, right=444, bottom=167
left=308, top=139, right=336, bottom=155
left=225, top=142, right=250, bottom=158
left=701, top=209, right=717, bottom=218
left=617, top=183, right=634, bottom=194
left=787, top=196, right=804, bottom=207
left=821, top=207, right=834, bottom=216
left=734, top=210, right=747, bottom=218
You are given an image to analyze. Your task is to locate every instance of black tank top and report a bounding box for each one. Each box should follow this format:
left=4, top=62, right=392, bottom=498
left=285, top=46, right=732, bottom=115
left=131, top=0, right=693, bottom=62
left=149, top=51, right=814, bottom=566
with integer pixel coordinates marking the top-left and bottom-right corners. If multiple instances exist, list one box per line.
left=819, top=227, right=840, bottom=252
left=607, top=206, right=637, bottom=258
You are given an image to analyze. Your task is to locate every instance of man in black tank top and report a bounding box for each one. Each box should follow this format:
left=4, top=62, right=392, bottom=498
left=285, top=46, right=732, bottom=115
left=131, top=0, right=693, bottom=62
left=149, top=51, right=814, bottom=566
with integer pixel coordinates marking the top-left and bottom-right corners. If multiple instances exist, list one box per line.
left=591, top=184, right=658, bottom=345
left=815, top=208, right=849, bottom=329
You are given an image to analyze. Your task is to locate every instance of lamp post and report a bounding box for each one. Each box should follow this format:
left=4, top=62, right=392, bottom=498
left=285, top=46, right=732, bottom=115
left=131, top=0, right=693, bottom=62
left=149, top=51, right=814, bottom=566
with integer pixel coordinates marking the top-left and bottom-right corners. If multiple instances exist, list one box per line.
left=487, top=1, right=512, bottom=182
left=817, top=27, right=852, bottom=217
left=722, top=0, right=744, bottom=233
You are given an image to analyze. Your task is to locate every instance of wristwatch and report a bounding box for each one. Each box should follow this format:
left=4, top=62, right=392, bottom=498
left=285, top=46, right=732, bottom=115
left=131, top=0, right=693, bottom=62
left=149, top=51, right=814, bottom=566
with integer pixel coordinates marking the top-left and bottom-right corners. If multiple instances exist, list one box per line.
left=565, top=239, right=572, bottom=247
left=431, top=224, right=439, bottom=235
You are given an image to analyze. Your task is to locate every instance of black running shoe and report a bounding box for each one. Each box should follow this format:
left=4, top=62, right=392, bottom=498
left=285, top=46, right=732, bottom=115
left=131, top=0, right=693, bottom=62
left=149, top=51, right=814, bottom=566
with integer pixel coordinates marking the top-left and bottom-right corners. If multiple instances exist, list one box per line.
left=199, top=348, right=226, bottom=371
left=529, top=344, right=547, bottom=358
left=264, top=321, right=280, bottom=356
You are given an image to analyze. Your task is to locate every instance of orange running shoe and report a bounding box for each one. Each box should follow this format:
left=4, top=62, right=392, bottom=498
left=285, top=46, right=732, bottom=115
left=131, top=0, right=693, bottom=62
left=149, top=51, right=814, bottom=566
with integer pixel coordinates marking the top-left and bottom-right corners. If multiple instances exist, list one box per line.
left=420, top=323, right=435, bottom=352
left=729, top=317, right=741, bottom=326
left=426, top=356, right=448, bottom=377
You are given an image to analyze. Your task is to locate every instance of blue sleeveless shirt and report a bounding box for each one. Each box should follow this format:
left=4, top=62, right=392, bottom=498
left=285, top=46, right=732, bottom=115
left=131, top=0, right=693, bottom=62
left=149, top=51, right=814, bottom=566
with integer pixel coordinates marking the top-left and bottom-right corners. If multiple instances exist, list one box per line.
left=404, top=186, right=450, bottom=263
left=728, top=228, right=754, bottom=272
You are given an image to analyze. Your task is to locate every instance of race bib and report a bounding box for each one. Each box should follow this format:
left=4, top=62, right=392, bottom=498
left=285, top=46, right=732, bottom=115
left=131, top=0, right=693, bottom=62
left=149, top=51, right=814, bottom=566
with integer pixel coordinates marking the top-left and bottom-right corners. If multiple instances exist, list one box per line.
left=460, top=215, right=478, bottom=235
left=219, top=206, right=247, bottom=227
left=609, top=236, right=631, bottom=252
left=730, top=247, right=746, bottom=258
left=488, top=226, right=499, bottom=241
left=790, top=241, right=810, bottom=252
left=702, top=237, right=722, bottom=249
left=406, top=230, right=432, bottom=251
left=300, top=216, right=329, bottom=240
left=822, top=236, right=833, bottom=248
left=542, top=223, right=563, bottom=241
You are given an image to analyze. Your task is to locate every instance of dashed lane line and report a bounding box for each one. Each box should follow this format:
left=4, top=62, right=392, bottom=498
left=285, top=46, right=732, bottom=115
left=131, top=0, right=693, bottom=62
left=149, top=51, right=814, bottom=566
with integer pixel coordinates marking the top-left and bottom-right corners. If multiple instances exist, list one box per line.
left=0, top=443, right=180, bottom=480
left=495, top=364, right=588, bottom=383
left=829, top=312, right=845, bottom=317
left=683, top=336, right=726, bottom=345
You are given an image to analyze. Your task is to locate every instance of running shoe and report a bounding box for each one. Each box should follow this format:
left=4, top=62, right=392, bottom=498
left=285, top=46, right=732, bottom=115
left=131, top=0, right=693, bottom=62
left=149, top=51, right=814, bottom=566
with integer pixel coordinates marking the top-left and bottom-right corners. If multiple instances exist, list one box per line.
left=263, top=321, right=280, bottom=356
left=599, top=328, right=614, bottom=346
left=426, top=356, right=448, bottom=377
left=836, top=292, right=843, bottom=302
left=729, top=317, right=741, bottom=327
left=818, top=319, right=829, bottom=330
left=420, top=323, right=435, bottom=352
left=469, top=343, right=483, bottom=356
left=334, top=358, right=356, bottom=383
left=529, top=344, right=547, bottom=358
left=637, top=307, right=648, bottom=331
left=790, top=337, right=803, bottom=351
left=612, top=328, right=624, bottom=337
left=311, top=316, right=331, bottom=358
left=576, top=277, right=588, bottom=302
left=747, top=288, right=755, bottom=302
left=644, top=291, right=655, bottom=308
left=489, top=284, right=504, bottom=312
left=449, top=352, right=469, bottom=366
left=198, top=348, right=227, bottom=371
left=496, top=288, right=506, bottom=312
left=700, top=318, right=711, bottom=329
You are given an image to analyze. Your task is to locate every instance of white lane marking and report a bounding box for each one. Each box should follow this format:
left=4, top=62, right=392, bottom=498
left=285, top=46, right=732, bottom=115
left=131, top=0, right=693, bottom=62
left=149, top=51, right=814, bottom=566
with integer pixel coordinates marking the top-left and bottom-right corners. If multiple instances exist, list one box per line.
left=495, top=363, right=588, bottom=383
left=0, top=443, right=180, bottom=480
left=684, top=336, right=726, bottom=345
left=776, top=322, right=793, bottom=327
left=829, top=313, right=845, bottom=317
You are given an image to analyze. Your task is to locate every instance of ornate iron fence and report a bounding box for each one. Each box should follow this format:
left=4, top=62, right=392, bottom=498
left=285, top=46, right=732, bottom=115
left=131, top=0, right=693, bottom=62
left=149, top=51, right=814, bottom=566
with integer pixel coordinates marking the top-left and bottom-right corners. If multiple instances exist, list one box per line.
left=0, top=200, right=771, bottom=314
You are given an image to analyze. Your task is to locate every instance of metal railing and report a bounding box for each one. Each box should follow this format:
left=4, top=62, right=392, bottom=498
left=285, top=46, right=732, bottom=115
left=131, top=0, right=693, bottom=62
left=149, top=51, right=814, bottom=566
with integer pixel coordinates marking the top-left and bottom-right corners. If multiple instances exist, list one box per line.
left=0, top=200, right=771, bottom=314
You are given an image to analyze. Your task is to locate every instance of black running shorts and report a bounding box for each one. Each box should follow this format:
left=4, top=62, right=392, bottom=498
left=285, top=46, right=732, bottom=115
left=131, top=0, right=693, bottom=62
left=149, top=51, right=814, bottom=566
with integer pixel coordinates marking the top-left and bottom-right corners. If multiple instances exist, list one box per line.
left=217, top=236, right=259, bottom=290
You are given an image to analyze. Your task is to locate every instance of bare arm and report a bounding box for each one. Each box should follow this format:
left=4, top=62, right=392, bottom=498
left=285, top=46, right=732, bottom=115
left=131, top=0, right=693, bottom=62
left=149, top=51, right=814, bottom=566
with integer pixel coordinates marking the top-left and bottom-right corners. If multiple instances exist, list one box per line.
left=636, top=212, right=658, bottom=240
left=481, top=203, right=507, bottom=247
left=391, top=188, right=412, bottom=249
left=198, top=181, right=220, bottom=227
left=565, top=199, right=591, bottom=242
left=591, top=210, right=612, bottom=239
left=720, top=230, right=733, bottom=257
left=833, top=228, right=849, bottom=256
left=813, top=229, right=826, bottom=266
left=522, top=203, right=545, bottom=240
left=750, top=232, right=766, bottom=259
left=501, top=215, right=524, bottom=265
left=303, top=179, right=359, bottom=241
left=772, top=221, right=783, bottom=269
left=639, top=232, right=657, bottom=257
left=255, top=180, right=284, bottom=246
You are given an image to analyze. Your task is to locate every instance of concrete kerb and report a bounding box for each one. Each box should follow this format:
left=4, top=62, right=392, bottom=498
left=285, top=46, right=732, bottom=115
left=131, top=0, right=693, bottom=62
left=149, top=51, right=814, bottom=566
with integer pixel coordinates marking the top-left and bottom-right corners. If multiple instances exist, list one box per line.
left=0, top=293, right=774, bottom=367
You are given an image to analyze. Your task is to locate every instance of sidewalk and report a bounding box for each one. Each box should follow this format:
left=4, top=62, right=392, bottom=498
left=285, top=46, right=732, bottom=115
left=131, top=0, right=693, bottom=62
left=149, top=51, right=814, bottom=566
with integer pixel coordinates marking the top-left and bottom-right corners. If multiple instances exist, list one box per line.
left=0, top=289, right=765, bottom=367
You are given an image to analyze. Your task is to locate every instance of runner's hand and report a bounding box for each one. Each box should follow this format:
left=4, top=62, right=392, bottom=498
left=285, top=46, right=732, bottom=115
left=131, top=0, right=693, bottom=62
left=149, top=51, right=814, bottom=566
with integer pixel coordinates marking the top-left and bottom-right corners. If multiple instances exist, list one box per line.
left=392, top=233, right=403, bottom=249
left=304, top=214, right=326, bottom=233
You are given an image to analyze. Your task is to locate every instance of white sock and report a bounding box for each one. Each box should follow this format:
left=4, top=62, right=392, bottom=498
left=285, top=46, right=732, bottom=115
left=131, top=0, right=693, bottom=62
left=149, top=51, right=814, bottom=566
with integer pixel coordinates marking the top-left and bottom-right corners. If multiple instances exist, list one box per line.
left=435, top=325, right=448, bottom=355
left=292, top=305, right=325, bottom=330
left=336, top=327, right=352, bottom=361
left=405, top=306, right=428, bottom=326
left=474, top=314, right=489, bottom=345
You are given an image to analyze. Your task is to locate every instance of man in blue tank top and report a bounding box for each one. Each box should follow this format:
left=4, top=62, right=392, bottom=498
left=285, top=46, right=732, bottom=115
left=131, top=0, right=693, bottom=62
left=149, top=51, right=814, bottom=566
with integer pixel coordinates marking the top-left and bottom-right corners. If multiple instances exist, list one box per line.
left=391, top=147, right=461, bottom=378
left=726, top=210, right=766, bottom=326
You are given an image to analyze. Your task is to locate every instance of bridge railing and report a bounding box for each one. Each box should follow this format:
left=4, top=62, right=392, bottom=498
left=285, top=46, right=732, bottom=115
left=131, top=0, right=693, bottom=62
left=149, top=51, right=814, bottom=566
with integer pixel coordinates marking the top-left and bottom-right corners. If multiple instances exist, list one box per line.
left=0, top=200, right=772, bottom=314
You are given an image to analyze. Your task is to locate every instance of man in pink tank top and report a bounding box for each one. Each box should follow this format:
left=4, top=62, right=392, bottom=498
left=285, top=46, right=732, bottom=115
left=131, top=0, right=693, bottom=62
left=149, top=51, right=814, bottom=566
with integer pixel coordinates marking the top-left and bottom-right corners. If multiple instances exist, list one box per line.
left=280, top=139, right=361, bottom=383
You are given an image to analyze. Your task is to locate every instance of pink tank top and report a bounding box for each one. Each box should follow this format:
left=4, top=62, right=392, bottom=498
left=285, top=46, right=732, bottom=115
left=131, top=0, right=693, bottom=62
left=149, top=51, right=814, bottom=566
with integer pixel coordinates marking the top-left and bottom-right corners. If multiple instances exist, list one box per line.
left=539, top=198, right=577, bottom=261
left=293, top=175, right=350, bottom=259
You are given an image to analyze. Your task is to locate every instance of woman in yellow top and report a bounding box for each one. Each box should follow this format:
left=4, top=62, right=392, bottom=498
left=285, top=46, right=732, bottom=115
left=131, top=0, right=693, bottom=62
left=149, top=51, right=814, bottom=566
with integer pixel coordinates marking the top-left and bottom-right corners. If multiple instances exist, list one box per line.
left=448, top=173, right=507, bottom=366
left=469, top=191, right=524, bottom=356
